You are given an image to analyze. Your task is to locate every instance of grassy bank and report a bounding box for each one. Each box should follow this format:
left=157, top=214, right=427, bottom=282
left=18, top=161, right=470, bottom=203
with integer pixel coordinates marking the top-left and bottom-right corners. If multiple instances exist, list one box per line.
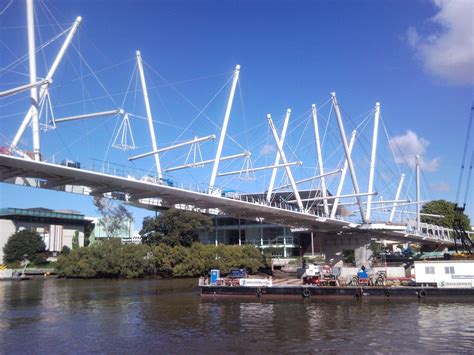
left=56, top=239, right=268, bottom=278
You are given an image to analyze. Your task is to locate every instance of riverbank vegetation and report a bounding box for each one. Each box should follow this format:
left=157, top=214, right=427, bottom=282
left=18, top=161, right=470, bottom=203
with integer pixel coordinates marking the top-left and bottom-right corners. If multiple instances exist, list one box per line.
left=56, top=239, right=268, bottom=278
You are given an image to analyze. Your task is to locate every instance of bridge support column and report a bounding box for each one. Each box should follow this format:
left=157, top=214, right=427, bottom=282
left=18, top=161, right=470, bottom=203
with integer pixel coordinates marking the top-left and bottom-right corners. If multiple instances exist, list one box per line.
left=354, top=244, right=373, bottom=268
left=318, top=233, right=371, bottom=264
left=238, top=217, right=241, bottom=246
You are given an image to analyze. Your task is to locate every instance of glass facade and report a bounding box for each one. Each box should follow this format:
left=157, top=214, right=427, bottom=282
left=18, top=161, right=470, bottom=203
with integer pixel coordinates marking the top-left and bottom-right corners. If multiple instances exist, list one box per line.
left=204, top=216, right=300, bottom=257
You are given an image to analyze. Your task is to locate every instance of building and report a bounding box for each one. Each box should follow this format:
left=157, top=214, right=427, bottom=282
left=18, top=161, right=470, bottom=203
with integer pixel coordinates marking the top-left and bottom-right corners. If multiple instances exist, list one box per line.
left=200, top=215, right=299, bottom=257
left=0, top=207, right=93, bottom=261
left=88, top=216, right=139, bottom=244
left=197, top=190, right=351, bottom=258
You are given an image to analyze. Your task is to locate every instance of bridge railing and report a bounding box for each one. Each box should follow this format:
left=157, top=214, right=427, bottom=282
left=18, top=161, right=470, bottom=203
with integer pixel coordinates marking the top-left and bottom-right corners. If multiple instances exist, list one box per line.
left=36, top=155, right=460, bottom=232
left=87, top=158, right=328, bottom=217
left=405, top=220, right=456, bottom=243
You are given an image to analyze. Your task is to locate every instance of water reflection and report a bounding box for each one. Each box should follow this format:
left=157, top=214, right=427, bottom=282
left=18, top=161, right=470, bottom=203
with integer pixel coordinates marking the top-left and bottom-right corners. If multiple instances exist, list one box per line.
left=417, top=301, right=474, bottom=351
left=0, top=279, right=473, bottom=352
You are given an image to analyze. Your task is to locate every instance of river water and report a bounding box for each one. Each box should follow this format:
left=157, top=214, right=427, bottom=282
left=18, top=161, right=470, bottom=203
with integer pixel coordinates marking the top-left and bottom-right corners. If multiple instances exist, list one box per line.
left=0, top=278, right=473, bottom=353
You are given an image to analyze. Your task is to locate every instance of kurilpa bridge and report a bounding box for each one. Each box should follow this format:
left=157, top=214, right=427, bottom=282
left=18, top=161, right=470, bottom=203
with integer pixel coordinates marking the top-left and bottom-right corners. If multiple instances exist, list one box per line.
left=0, top=153, right=460, bottom=246
left=1, top=0, right=469, bottom=250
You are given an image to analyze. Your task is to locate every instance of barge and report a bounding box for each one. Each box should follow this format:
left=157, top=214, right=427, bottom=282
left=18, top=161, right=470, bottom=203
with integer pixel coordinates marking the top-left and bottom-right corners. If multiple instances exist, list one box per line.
left=200, top=260, right=474, bottom=299
left=200, top=284, right=474, bottom=299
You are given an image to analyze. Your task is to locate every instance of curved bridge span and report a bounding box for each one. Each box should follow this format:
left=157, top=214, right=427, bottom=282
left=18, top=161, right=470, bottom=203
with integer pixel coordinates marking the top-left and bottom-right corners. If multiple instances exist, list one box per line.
left=0, top=154, right=459, bottom=246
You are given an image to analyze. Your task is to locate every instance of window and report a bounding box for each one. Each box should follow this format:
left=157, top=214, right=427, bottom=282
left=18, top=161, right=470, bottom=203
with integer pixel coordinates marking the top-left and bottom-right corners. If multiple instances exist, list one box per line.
left=425, top=266, right=435, bottom=274
left=445, top=266, right=455, bottom=274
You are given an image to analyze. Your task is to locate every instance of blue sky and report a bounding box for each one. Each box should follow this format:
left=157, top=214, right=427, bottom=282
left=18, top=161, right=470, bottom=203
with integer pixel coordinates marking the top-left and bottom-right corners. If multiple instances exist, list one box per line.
left=1, top=0, right=473, bottom=227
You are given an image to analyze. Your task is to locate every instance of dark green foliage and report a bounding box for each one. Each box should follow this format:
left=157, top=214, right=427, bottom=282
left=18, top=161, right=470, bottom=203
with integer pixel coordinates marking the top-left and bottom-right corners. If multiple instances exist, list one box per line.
left=369, top=241, right=384, bottom=255
left=72, top=231, right=80, bottom=250
left=342, top=249, right=355, bottom=264
left=140, top=208, right=213, bottom=247
left=3, top=230, right=46, bottom=263
left=62, top=245, right=71, bottom=255
left=421, top=200, right=471, bottom=231
left=55, top=240, right=267, bottom=278
left=32, top=253, right=48, bottom=266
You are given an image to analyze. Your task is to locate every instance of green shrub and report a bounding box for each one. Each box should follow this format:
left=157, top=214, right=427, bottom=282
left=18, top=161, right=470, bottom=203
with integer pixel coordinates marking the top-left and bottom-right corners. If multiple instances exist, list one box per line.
left=55, top=240, right=268, bottom=278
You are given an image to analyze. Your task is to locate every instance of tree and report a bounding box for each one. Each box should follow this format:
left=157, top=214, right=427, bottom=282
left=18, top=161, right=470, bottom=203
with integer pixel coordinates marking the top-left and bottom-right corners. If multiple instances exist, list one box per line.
left=72, top=230, right=80, bottom=250
left=421, top=200, right=471, bottom=231
left=93, top=197, right=133, bottom=238
left=3, top=230, right=46, bottom=263
left=140, top=208, right=213, bottom=247
left=342, top=249, right=355, bottom=265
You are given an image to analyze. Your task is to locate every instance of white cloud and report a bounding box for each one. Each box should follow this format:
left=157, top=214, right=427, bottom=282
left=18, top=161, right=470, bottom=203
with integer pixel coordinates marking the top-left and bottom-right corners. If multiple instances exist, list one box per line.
left=388, top=130, right=440, bottom=172
left=430, top=182, right=450, bottom=192
left=406, top=27, right=420, bottom=48
left=260, top=144, right=275, bottom=156
left=406, top=0, right=474, bottom=85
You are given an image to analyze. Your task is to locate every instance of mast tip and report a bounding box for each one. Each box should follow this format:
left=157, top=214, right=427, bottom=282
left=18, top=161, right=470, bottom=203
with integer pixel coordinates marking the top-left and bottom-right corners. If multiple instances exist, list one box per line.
left=235, top=64, right=241, bottom=70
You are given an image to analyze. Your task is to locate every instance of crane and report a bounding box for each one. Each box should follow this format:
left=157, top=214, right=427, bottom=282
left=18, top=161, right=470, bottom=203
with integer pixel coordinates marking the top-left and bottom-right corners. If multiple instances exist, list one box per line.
left=453, top=105, right=473, bottom=254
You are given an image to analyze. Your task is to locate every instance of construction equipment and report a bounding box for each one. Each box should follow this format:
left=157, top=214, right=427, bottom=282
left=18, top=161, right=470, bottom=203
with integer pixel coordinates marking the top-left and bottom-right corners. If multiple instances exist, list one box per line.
left=302, top=264, right=338, bottom=286
left=454, top=105, right=473, bottom=254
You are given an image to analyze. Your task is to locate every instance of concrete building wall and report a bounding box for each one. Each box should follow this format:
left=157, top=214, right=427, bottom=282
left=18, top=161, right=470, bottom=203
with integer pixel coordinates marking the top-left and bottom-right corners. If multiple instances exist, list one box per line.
left=0, top=219, right=85, bottom=260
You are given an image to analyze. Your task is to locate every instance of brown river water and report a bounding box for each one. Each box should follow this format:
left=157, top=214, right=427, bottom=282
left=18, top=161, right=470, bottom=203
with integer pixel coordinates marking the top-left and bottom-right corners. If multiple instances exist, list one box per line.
left=1, top=278, right=473, bottom=353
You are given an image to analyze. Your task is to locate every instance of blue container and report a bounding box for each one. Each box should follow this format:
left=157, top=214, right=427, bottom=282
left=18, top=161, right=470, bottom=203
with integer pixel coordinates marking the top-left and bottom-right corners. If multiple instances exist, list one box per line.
left=210, top=269, right=220, bottom=285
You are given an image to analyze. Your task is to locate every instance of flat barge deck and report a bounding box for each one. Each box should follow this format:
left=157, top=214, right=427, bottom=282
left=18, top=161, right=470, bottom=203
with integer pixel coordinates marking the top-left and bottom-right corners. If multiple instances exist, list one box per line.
left=200, top=285, right=474, bottom=299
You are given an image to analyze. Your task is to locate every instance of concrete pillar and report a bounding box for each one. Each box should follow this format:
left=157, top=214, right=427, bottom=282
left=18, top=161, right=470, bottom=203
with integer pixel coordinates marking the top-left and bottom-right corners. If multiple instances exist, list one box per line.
left=238, top=217, right=241, bottom=245
left=214, top=215, right=218, bottom=246
left=354, top=244, right=373, bottom=268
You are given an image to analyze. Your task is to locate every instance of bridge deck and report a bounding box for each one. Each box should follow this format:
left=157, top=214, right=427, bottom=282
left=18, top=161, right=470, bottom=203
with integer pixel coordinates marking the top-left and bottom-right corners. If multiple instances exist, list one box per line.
left=0, top=154, right=456, bottom=245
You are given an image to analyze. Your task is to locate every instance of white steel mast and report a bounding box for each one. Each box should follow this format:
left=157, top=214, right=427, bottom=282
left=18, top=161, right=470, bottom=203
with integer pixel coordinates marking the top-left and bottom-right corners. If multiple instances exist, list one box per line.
left=11, top=16, right=82, bottom=151
left=311, top=104, right=329, bottom=216
left=365, top=102, right=380, bottom=220
left=136, top=50, right=162, bottom=181
left=26, top=0, right=40, bottom=160
left=209, top=64, right=240, bottom=193
left=330, top=130, right=356, bottom=218
left=128, top=135, right=215, bottom=161
left=331, top=92, right=367, bottom=223
left=416, top=155, right=420, bottom=233
left=165, top=152, right=248, bottom=172
left=267, top=114, right=304, bottom=211
left=0, top=79, right=49, bottom=98
left=266, top=108, right=291, bottom=203
left=275, top=169, right=341, bottom=191
left=218, top=161, right=302, bottom=177
left=389, top=173, right=405, bottom=223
